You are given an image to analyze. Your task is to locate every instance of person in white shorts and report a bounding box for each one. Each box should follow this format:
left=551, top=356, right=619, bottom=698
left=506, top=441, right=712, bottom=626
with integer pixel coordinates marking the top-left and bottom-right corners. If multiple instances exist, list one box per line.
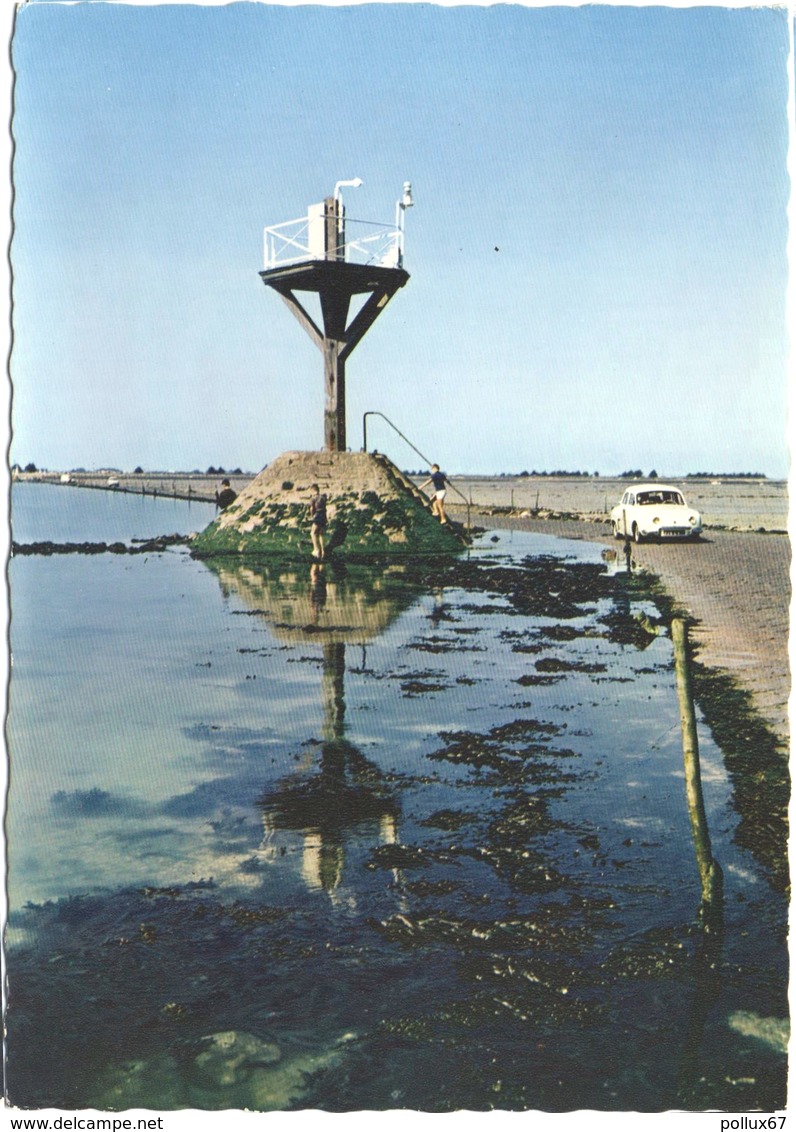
left=420, top=464, right=449, bottom=525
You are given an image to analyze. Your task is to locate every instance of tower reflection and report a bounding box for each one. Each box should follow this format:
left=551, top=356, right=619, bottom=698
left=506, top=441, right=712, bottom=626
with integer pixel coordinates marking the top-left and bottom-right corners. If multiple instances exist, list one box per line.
left=204, top=558, right=417, bottom=897
left=262, top=634, right=400, bottom=898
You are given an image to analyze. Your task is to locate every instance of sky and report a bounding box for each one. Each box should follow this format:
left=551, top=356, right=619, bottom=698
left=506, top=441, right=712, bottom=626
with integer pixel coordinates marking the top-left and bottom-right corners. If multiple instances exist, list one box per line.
left=8, top=1, right=792, bottom=478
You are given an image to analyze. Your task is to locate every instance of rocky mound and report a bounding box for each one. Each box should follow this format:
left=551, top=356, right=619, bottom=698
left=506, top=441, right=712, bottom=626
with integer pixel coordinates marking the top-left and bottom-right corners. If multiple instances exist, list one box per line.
left=191, top=451, right=467, bottom=559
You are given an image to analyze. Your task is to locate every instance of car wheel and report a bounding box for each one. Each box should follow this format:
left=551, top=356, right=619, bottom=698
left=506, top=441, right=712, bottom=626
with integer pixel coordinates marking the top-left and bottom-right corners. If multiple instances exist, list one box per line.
left=633, top=524, right=643, bottom=544
left=612, top=521, right=623, bottom=540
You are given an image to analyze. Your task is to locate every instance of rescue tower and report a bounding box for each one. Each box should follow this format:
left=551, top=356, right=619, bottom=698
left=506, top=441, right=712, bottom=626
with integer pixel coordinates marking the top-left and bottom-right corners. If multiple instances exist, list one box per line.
left=260, top=180, right=413, bottom=452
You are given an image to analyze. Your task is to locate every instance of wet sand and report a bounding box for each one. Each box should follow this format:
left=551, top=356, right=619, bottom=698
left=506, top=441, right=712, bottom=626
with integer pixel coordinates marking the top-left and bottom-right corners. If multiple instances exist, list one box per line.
left=467, top=511, right=790, bottom=748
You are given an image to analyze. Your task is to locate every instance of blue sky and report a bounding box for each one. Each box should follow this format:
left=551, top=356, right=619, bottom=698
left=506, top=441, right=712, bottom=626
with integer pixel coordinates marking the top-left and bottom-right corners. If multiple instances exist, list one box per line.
left=9, top=2, right=791, bottom=477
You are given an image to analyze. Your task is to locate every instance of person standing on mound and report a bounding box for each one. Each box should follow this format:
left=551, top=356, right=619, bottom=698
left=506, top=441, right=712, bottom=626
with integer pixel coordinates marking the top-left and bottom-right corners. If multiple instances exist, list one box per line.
left=420, top=464, right=449, bottom=525
left=307, top=483, right=328, bottom=560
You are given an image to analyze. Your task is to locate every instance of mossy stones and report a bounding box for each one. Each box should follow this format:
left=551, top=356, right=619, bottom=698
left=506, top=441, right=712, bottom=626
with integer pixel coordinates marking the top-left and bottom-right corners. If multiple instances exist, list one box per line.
left=192, top=451, right=467, bottom=559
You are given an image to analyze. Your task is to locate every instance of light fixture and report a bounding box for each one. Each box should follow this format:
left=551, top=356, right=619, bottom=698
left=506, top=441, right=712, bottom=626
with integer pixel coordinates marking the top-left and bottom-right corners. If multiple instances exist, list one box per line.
left=394, top=180, right=414, bottom=268
left=333, top=177, right=363, bottom=202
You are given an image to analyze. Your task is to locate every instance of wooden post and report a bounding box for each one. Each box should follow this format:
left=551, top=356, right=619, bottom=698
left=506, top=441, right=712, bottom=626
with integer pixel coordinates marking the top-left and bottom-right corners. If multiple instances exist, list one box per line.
left=672, top=615, right=725, bottom=1097
left=321, top=197, right=345, bottom=449
left=324, top=340, right=346, bottom=451
left=324, top=196, right=343, bottom=261
left=672, top=618, right=723, bottom=915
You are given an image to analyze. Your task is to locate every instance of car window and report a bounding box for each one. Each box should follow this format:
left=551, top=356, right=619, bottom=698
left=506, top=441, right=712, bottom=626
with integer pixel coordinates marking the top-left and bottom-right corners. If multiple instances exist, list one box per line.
left=627, top=494, right=635, bottom=506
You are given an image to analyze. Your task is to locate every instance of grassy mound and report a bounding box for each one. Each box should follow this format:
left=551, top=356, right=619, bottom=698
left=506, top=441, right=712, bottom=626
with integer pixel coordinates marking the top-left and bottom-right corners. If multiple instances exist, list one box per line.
left=191, top=451, right=467, bottom=559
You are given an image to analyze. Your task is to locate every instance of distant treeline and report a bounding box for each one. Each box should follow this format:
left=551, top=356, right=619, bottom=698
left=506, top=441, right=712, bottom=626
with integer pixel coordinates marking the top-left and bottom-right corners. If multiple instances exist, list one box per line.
left=684, top=472, right=768, bottom=479
left=401, top=468, right=770, bottom=481
left=404, top=469, right=598, bottom=478
left=14, top=464, right=250, bottom=476
left=512, top=470, right=595, bottom=478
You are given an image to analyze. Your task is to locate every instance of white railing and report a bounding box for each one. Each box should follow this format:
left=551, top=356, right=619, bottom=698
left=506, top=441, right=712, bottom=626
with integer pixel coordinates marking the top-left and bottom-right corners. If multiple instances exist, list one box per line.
left=262, top=214, right=313, bottom=270
left=263, top=215, right=403, bottom=271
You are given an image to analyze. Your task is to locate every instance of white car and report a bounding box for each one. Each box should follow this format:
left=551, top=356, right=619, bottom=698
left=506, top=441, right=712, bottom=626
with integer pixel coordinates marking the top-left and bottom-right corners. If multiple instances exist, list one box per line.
left=610, top=484, right=702, bottom=543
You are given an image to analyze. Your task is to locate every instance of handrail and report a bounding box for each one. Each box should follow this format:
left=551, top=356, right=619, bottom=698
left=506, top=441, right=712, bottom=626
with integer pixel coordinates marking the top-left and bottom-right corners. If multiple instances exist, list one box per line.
left=263, top=215, right=401, bottom=271
left=363, top=411, right=431, bottom=467
left=362, top=411, right=471, bottom=533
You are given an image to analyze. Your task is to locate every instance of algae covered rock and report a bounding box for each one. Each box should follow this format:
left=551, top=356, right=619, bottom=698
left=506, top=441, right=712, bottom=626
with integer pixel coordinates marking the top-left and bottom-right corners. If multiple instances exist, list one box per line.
left=192, top=450, right=467, bottom=559
left=190, top=1030, right=282, bottom=1089
left=89, top=1030, right=356, bottom=1110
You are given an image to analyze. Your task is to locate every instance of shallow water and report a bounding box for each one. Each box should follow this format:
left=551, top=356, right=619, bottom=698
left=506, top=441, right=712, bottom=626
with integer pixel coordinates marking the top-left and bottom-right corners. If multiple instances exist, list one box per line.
left=6, top=487, right=788, bottom=1111
left=11, top=481, right=217, bottom=544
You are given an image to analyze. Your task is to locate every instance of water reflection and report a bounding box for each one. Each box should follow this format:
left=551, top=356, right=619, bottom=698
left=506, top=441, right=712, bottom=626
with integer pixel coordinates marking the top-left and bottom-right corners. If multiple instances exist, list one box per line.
left=597, top=546, right=662, bottom=650
left=261, top=639, right=400, bottom=900
left=600, top=541, right=634, bottom=576
left=206, top=556, right=421, bottom=642
left=6, top=533, right=787, bottom=1111
left=205, top=558, right=407, bottom=899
